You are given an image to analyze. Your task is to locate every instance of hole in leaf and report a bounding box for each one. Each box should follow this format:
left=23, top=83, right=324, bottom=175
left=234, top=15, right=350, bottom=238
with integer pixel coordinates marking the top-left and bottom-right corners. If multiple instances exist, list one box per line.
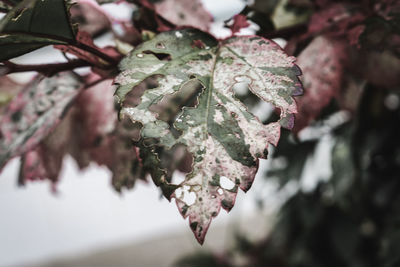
left=175, top=188, right=183, bottom=198
left=149, top=79, right=204, bottom=136
left=160, top=144, right=193, bottom=182
left=220, top=176, right=235, bottom=190
left=122, top=77, right=158, bottom=108
left=232, top=76, right=275, bottom=123
left=181, top=187, right=196, bottom=206
left=171, top=172, right=186, bottom=185
left=143, top=50, right=171, bottom=61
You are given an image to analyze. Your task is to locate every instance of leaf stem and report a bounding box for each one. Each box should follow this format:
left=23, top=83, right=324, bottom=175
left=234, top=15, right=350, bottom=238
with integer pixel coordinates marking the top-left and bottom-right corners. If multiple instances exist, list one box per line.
left=1, top=59, right=91, bottom=76
left=260, top=23, right=308, bottom=40
left=73, top=41, right=120, bottom=66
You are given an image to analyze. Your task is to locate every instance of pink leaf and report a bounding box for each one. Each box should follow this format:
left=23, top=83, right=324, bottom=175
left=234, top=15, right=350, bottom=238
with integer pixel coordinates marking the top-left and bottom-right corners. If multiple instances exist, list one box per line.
left=115, top=29, right=302, bottom=243
left=307, top=3, right=365, bottom=41
left=227, top=14, right=250, bottom=35
left=0, top=72, right=82, bottom=170
left=70, top=0, right=112, bottom=37
left=154, top=0, right=213, bottom=31
left=294, top=36, right=348, bottom=133
left=19, top=112, right=74, bottom=185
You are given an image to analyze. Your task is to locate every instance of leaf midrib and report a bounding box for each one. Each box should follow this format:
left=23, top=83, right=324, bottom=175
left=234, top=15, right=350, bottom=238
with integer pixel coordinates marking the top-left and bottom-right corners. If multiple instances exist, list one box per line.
left=204, top=47, right=221, bottom=134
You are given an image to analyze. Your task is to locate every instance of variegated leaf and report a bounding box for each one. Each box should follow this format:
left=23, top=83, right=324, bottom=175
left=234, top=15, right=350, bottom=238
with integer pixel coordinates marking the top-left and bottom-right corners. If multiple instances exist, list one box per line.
left=0, top=72, right=82, bottom=170
left=154, top=0, right=213, bottom=32
left=115, top=29, right=302, bottom=244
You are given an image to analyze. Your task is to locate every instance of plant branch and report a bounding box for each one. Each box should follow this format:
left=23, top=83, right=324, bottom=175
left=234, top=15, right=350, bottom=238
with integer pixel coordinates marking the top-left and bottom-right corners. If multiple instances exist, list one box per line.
left=73, top=41, right=120, bottom=66
left=1, top=59, right=91, bottom=76
left=260, top=23, right=308, bottom=40
left=0, top=30, right=120, bottom=67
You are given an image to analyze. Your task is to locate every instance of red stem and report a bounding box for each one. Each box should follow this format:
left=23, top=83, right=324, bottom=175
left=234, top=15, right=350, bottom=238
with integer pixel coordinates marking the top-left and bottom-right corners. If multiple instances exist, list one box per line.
left=73, top=41, right=120, bottom=66
left=1, top=59, right=91, bottom=77
left=260, top=23, right=308, bottom=40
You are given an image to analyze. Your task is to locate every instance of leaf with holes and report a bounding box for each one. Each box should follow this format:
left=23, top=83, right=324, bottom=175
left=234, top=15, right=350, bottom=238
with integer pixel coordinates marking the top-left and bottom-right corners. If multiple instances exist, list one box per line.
left=115, top=28, right=302, bottom=244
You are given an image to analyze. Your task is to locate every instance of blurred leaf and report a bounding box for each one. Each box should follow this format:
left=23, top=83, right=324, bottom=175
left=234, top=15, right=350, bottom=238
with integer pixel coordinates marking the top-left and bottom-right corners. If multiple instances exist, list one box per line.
left=0, top=76, right=23, bottom=113
left=0, top=0, right=76, bottom=61
left=70, top=0, right=111, bottom=37
left=294, top=36, right=348, bottom=133
left=0, top=72, right=82, bottom=170
left=154, top=0, right=213, bottom=32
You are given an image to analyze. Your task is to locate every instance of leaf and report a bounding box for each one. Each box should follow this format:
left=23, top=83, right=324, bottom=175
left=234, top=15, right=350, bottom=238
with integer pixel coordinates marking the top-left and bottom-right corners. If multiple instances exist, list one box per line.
left=130, top=0, right=176, bottom=33
left=0, top=72, right=82, bottom=170
left=306, top=3, right=365, bottom=40
left=0, top=76, right=23, bottom=116
left=19, top=109, right=74, bottom=185
left=15, top=76, right=143, bottom=189
left=293, top=36, right=348, bottom=133
left=0, top=0, right=76, bottom=61
left=226, top=14, right=250, bottom=35
left=70, top=0, right=112, bottom=37
left=154, top=0, right=213, bottom=32
left=115, top=29, right=302, bottom=243
left=68, top=77, right=145, bottom=191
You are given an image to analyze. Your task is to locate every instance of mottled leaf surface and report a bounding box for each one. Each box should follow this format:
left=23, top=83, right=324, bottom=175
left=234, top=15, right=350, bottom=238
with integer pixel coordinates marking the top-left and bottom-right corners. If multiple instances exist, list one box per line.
left=0, top=76, right=23, bottom=117
left=0, top=72, right=82, bottom=170
left=115, top=29, right=302, bottom=243
left=16, top=77, right=145, bottom=189
left=70, top=0, right=111, bottom=37
left=154, top=0, right=213, bottom=31
left=19, top=111, right=74, bottom=185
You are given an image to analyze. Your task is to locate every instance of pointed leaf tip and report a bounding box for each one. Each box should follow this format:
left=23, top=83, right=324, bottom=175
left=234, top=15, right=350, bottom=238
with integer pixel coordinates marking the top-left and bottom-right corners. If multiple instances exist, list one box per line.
left=115, top=29, right=302, bottom=244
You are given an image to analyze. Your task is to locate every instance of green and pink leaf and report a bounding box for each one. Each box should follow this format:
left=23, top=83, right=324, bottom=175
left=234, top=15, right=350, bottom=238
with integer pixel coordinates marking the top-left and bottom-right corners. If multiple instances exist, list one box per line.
left=115, top=28, right=302, bottom=244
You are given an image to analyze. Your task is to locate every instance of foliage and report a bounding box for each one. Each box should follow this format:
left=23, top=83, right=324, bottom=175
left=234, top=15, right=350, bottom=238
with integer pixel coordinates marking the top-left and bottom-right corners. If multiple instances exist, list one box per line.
left=0, top=0, right=399, bottom=258
left=0, top=0, right=302, bottom=244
